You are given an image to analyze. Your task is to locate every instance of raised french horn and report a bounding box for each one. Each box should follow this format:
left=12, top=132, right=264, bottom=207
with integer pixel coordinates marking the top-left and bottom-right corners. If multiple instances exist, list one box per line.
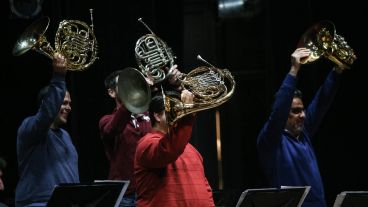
left=163, top=55, right=236, bottom=125
left=12, top=9, right=98, bottom=71
left=298, top=20, right=356, bottom=70
left=134, top=18, right=235, bottom=125
left=135, top=18, right=176, bottom=84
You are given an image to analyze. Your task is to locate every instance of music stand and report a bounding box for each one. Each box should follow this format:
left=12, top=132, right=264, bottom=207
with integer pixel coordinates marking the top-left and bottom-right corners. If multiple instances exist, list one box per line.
left=236, top=186, right=310, bottom=207
left=47, top=180, right=129, bottom=207
left=333, top=191, right=368, bottom=207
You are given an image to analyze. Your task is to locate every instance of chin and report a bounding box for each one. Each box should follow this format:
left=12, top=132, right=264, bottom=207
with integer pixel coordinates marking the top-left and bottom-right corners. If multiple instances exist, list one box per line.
left=295, top=126, right=304, bottom=134
left=59, top=117, right=68, bottom=125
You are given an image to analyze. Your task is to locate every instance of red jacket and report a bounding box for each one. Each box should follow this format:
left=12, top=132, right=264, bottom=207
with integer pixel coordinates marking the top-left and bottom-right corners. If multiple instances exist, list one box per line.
left=99, top=105, right=151, bottom=194
left=134, top=116, right=215, bottom=207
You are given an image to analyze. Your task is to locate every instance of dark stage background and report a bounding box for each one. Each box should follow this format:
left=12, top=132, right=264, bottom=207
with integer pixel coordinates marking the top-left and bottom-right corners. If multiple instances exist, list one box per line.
left=1, top=0, right=367, bottom=206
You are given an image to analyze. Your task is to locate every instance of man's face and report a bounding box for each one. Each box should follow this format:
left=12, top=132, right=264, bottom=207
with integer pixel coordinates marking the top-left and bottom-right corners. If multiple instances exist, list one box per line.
left=285, top=97, right=305, bottom=137
left=54, top=91, right=71, bottom=127
left=109, top=76, right=123, bottom=104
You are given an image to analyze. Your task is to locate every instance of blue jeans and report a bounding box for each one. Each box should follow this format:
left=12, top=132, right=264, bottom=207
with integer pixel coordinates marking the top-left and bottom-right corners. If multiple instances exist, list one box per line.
left=119, top=193, right=136, bottom=207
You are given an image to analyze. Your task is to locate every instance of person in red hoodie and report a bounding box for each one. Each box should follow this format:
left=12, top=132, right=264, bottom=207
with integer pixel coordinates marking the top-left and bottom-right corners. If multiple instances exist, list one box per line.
left=134, top=90, right=215, bottom=207
left=99, top=66, right=183, bottom=206
left=99, top=69, right=152, bottom=206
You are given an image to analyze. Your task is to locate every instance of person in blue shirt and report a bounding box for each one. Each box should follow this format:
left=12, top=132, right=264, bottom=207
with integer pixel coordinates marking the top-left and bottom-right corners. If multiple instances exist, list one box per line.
left=15, top=53, right=79, bottom=207
left=257, top=47, right=345, bottom=207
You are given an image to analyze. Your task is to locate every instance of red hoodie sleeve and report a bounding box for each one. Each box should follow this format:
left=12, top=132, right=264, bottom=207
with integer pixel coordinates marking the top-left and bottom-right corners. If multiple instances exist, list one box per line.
left=99, top=105, right=131, bottom=138
left=136, top=115, right=195, bottom=168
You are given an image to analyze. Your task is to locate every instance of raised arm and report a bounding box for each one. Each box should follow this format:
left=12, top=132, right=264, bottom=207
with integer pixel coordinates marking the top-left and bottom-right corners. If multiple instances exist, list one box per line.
left=136, top=90, right=195, bottom=168
left=17, top=53, right=67, bottom=151
left=257, top=48, right=310, bottom=147
left=304, top=67, right=342, bottom=136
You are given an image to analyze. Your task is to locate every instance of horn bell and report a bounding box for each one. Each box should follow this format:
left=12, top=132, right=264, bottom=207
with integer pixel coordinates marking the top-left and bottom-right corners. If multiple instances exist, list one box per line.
left=12, top=16, right=50, bottom=56
left=117, top=67, right=151, bottom=114
left=297, top=20, right=335, bottom=64
left=298, top=20, right=357, bottom=69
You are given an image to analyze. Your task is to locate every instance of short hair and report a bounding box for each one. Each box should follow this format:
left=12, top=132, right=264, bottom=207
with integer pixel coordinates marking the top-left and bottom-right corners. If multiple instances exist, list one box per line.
left=37, top=85, right=70, bottom=106
left=294, top=89, right=303, bottom=99
left=149, top=95, right=165, bottom=126
left=104, top=70, right=123, bottom=90
left=0, top=157, right=6, bottom=171
left=149, top=90, right=180, bottom=126
left=273, top=89, right=303, bottom=100
left=37, top=85, right=51, bottom=106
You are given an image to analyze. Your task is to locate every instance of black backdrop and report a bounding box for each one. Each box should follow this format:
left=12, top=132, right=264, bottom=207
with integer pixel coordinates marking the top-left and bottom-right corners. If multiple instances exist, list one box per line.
left=2, top=0, right=367, bottom=206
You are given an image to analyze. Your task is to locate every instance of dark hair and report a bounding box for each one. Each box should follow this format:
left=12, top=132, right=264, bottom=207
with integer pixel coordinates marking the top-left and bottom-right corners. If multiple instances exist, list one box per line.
left=294, top=89, right=303, bottom=99
left=273, top=89, right=303, bottom=100
left=37, top=85, right=51, bottom=106
left=149, top=90, right=180, bottom=126
left=271, top=89, right=303, bottom=111
left=37, top=85, right=70, bottom=106
left=0, top=157, right=6, bottom=171
left=149, top=95, right=165, bottom=126
left=104, top=70, right=123, bottom=90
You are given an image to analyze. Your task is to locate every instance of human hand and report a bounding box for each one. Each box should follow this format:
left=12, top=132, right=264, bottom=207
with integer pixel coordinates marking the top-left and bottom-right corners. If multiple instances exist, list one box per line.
left=291, top=48, right=310, bottom=65
left=333, top=66, right=344, bottom=74
left=181, top=89, right=194, bottom=105
left=167, top=64, right=183, bottom=86
left=52, top=52, right=67, bottom=75
left=144, top=73, right=154, bottom=86
left=290, top=48, right=310, bottom=76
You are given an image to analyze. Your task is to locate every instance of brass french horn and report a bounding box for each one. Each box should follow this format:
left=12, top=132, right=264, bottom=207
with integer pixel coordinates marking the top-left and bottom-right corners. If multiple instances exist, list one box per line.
left=298, top=20, right=356, bottom=70
left=134, top=18, right=235, bottom=124
left=163, top=55, right=236, bottom=125
left=117, top=67, right=151, bottom=114
left=12, top=9, right=98, bottom=71
left=135, top=18, right=176, bottom=84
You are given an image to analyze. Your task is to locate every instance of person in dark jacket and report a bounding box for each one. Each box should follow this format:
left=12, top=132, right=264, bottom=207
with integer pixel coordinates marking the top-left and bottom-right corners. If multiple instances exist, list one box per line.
left=15, top=53, right=79, bottom=207
left=257, top=47, right=345, bottom=207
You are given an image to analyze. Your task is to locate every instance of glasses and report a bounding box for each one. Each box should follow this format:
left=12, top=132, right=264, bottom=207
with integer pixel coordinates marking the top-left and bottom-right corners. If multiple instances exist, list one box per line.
left=290, top=107, right=304, bottom=114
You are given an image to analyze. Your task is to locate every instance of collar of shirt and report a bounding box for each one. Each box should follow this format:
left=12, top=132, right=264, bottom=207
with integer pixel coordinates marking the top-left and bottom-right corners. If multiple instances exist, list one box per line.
left=131, top=114, right=150, bottom=128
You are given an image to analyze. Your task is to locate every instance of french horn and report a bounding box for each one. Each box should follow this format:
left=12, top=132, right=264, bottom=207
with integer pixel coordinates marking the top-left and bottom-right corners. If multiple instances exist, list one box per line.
left=163, top=55, right=236, bottom=125
left=12, top=9, right=98, bottom=71
left=134, top=18, right=235, bottom=124
left=298, top=20, right=356, bottom=70
left=135, top=18, right=176, bottom=84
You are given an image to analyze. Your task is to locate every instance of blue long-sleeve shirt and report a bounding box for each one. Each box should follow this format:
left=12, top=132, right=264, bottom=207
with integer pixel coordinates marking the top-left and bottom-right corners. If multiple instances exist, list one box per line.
left=257, top=70, right=341, bottom=207
left=15, top=73, right=79, bottom=207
